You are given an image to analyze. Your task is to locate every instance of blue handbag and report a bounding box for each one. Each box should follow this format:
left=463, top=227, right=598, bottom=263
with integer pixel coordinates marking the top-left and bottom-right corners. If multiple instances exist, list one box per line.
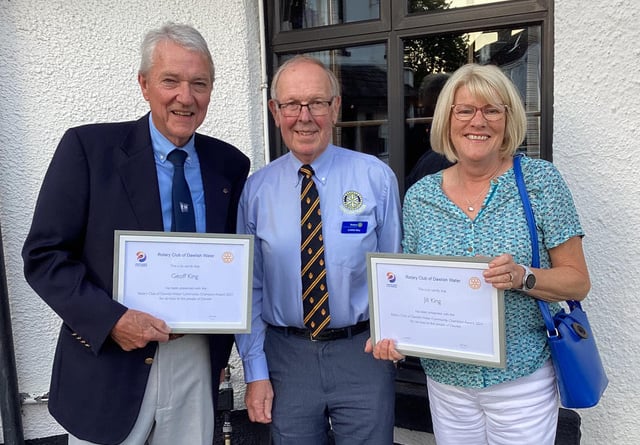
left=513, top=154, right=608, bottom=409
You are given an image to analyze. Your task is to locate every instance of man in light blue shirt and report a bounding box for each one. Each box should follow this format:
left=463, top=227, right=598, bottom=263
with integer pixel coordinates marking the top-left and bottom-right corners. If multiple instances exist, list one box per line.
left=235, top=55, right=401, bottom=445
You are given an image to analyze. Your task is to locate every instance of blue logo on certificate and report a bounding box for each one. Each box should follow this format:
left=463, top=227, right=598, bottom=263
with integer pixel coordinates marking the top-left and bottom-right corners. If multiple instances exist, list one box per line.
left=341, top=221, right=368, bottom=234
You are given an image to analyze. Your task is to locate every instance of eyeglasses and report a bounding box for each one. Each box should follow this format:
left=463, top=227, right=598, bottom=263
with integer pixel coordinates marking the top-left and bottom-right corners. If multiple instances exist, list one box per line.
left=451, top=104, right=507, bottom=122
left=276, top=98, right=334, bottom=117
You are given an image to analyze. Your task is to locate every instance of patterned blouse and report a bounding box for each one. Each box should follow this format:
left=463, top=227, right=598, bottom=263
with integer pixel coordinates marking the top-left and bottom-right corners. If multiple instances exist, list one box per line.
left=402, top=155, right=584, bottom=388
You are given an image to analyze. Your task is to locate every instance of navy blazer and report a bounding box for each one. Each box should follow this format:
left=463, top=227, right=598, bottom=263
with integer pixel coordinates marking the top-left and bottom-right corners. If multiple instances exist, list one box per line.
left=22, top=114, right=250, bottom=445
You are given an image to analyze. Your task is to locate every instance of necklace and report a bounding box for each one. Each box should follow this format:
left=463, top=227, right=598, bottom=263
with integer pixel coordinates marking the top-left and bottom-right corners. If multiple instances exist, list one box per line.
left=458, top=160, right=504, bottom=213
left=464, top=184, right=489, bottom=212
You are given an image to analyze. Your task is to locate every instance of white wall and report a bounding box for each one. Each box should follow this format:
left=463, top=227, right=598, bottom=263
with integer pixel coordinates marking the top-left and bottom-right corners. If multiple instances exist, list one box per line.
left=554, top=2, right=640, bottom=443
left=0, top=0, right=263, bottom=440
left=1, top=0, right=638, bottom=443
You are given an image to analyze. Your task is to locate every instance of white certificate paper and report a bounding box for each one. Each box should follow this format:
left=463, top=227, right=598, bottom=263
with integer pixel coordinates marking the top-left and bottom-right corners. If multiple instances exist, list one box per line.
left=367, top=253, right=505, bottom=368
left=113, top=231, right=253, bottom=334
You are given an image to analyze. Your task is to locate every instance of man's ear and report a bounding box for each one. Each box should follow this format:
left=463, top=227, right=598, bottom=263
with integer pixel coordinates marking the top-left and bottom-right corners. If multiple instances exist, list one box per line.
left=268, top=99, right=281, bottom=127
left=138, top=73, right=149, bottom=101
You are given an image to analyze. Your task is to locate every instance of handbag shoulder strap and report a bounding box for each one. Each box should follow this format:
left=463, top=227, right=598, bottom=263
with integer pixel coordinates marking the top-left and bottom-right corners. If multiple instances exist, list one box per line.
left=513, top=154, right=539, bottom=268
left=513, top=154, right=558, bottom=335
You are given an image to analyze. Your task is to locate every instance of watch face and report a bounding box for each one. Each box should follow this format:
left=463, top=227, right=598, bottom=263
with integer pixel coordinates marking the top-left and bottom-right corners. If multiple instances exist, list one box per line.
left=525, top=274, right=536, bottom=289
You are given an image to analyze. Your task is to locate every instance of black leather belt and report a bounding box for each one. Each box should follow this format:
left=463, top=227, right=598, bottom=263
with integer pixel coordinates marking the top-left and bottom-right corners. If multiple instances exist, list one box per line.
left=270, top=320, right=370, bottom=341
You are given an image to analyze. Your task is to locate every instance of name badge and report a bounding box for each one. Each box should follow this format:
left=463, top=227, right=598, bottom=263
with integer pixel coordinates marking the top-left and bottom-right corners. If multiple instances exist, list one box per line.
left=341, top=221, right=368, bottom=234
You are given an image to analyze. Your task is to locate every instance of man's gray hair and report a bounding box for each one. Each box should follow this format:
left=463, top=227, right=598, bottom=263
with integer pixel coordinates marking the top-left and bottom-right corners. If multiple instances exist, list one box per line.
left=271, top=55, right=341, bottom=100
left=139, top=22, right=215, bottom=82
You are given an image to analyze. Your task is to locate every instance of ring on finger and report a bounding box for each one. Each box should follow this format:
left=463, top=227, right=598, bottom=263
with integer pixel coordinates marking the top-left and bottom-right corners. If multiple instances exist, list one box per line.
left=508, top=272, right=514, bottom=282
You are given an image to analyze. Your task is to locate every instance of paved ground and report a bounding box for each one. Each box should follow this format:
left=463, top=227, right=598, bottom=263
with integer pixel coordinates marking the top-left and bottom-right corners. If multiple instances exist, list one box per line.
left=213, top=409, right=436, bottom=445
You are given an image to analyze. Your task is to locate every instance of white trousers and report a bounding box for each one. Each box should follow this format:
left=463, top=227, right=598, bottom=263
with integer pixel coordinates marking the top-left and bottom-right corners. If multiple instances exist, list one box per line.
left=427, top=361, right=559, bottom=445
left=69, top=335, right=213, bottom=445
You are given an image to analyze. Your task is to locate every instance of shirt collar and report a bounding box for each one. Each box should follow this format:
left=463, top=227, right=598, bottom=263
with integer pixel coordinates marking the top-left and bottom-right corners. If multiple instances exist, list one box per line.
left=289, top=144, right=336, bottom=187
left=148, top=114, right=196, bottom=163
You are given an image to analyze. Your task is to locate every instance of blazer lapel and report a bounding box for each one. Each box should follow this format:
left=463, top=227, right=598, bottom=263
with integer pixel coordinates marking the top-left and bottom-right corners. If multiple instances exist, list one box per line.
left=117, top=115, right=164, bottom=231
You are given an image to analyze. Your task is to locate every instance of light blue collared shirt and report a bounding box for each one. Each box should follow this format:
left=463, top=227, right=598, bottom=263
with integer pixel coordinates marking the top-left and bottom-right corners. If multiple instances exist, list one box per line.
left=235, top=144, right=402, bottom=382
left=149, top=115, right=206, bottom=233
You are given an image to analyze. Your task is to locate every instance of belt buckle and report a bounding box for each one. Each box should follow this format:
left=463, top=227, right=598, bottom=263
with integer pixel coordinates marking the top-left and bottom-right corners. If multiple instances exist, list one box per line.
left=309, top=332, right=318, bottom=341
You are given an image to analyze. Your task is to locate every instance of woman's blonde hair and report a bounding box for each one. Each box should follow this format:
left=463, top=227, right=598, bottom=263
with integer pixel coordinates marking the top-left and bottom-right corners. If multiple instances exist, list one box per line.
left=430, top=63, right=527, bottom=162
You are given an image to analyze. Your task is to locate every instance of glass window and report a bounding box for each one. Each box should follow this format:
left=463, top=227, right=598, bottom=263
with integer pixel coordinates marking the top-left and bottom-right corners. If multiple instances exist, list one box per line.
left=405, top=26, right=541, bottom=178
left=268, top=0, right=552, bottom=195
left=281, top=0, right=381, bottom=30
left=408, top=0, right=512, bottom=14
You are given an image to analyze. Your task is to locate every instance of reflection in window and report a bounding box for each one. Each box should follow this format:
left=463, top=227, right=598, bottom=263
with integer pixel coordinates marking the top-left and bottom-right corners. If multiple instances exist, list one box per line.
left=281, top=0, right=380, bottom=30
left=404, top=26, right=541, bottom=177
left=408, top=0, right=510, bottom=14
left=278, top=44, right=388, bottom=159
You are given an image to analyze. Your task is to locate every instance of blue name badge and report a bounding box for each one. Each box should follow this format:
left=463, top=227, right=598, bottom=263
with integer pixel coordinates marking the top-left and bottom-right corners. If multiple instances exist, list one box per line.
left=341, top=221, right=368, bottom=234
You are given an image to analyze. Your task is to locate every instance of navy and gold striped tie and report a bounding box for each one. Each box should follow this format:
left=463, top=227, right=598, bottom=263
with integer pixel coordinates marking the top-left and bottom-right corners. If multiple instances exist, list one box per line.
left=300, top=164, right=330, bottom=337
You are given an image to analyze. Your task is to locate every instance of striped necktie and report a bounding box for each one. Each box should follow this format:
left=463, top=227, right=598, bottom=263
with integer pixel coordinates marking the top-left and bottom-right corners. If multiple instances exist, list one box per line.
left=300, top=164, right=331, bottom=337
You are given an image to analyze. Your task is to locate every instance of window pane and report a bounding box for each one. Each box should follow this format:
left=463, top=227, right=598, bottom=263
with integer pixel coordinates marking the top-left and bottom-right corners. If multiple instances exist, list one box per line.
left=281, top=0, right=380, bottom=30
left=404, top=26, right=541, bottom=186
left=278, top=44, right=388, bottom=160
left=408, top=0, right=512, bottom=14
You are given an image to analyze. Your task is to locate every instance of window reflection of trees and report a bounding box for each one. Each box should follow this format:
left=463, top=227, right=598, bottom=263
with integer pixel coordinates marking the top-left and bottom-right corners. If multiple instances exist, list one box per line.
left=404, top=34, right=469, bottom=85
left=408, top=0, right=510, bottom=13
left=408, top=0, right=451, bottom=14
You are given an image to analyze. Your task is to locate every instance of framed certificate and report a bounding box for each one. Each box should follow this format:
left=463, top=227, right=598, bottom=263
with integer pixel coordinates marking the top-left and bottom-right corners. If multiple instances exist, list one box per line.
left=113, top=230, right=253, bottom=334
left=367, top=253, right=506, bottom=368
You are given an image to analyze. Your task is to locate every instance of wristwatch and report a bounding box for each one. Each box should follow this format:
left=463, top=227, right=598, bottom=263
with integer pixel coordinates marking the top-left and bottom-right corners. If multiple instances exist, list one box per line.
left=520, top=265, right=536, bottom=291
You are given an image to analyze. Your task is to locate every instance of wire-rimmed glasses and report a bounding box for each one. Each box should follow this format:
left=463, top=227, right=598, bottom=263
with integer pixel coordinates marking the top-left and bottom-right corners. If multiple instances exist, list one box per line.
left=276, top=98, right=334, bottom=117
left=451, top=104, right=508, bottom=121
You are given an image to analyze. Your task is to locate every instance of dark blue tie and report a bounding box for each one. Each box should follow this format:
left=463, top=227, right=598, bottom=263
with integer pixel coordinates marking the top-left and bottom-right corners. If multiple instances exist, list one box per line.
left=167, top=149, right=196, bottom=232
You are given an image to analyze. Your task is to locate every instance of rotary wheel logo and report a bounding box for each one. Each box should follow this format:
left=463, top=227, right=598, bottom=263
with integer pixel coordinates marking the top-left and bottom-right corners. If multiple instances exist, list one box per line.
left=222, top=251, right=234, bottom=263
left=468, top=276, right=482, bottom=290
left=342, top=190, right=363, bottom=213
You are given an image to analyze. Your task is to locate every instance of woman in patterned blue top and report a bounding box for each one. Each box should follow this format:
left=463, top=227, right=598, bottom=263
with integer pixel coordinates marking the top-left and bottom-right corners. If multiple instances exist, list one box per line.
left=373, top=64, right=591, bottom=444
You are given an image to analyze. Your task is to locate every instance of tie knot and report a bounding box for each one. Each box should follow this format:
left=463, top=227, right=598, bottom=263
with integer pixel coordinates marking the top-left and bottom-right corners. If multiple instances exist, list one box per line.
left=167, top=149, right=188, bottom=167
left=300, top=164, right=314, bottom=179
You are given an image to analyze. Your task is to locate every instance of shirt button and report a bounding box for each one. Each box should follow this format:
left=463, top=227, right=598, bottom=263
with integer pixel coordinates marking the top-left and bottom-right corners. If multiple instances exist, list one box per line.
left=144, top=358, right=154, bottom=365
left=467, top=247, right=473, bottom=252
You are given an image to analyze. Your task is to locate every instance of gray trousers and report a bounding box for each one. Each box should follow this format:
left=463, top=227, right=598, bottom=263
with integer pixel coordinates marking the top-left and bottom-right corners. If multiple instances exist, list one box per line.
left=69, top=335, right=213, bottom=445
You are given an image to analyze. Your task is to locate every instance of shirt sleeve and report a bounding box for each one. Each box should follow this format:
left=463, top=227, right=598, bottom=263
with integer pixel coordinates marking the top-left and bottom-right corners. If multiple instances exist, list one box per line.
left=402, top=178, right=431, bottom=255
left=234, top=186, right=270, bottom=383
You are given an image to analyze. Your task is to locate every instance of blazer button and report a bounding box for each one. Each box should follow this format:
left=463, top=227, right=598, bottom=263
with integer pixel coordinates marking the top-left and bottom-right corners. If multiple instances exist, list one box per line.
left=144, top=357, right=154, bottom=365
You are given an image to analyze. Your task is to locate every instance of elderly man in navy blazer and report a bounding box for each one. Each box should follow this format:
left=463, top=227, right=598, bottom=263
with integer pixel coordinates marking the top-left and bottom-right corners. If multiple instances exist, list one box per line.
left=22, top=23, right=249, bottom=445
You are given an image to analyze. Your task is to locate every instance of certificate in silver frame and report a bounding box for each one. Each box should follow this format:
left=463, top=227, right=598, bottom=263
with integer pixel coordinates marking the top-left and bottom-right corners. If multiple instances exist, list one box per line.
left=367, top=253, right=506, bottom=368
left=113, top=230, right=253, bottom=334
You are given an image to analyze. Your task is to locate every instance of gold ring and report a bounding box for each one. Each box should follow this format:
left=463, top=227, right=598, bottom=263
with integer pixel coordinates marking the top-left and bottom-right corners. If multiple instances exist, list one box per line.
left=508, top=272, right=514, bottom=282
